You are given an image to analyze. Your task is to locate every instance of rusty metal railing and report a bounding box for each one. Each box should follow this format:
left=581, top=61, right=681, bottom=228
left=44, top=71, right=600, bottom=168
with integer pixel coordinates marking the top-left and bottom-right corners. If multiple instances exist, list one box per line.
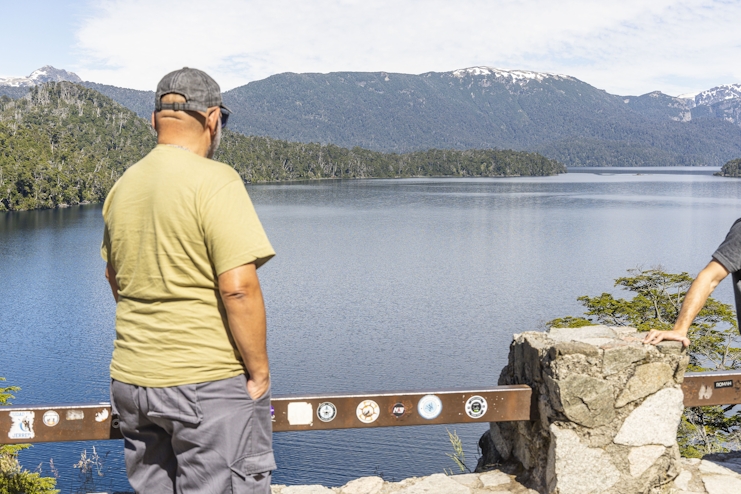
left=2, top=370, right=740, bottom=445
left=682, top=370, right=741, bottom=407
left=0, top=386, right=532, bottom=444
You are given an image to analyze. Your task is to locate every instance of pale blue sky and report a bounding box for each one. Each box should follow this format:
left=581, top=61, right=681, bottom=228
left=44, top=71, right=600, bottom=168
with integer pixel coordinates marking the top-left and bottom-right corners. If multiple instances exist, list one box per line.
left=1, top=1, right=82, bottom=75
left=2, top=0, right=741, bottom=96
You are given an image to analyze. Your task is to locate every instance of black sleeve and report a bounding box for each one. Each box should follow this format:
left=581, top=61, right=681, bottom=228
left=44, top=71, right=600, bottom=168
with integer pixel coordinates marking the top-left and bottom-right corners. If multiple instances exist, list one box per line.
left=712, top=218, right=741, bottom=273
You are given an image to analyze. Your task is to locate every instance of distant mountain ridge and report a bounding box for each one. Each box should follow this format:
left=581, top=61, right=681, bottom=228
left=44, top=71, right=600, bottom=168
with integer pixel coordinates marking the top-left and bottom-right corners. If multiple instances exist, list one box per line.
left=3, top=65, right=741, bottom=166
left=219, top=66, right=741, bottom=166
left=0, top=81, right=562, bottom=211
left=449, top=66, right=575, bottom=83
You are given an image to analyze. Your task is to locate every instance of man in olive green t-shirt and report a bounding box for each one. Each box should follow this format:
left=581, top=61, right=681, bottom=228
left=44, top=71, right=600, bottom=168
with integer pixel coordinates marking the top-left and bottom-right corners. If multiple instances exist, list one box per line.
left=101, top=68, right=276, bottom=493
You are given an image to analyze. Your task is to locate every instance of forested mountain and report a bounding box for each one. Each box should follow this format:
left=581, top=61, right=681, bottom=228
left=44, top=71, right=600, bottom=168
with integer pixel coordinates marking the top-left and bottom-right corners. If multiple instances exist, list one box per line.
left=220, top=68, right=741, bottom=167
left=3, top=66, right=741, bottom=167
left=80, top=82, right=154, bottom=120
left=73, top=68, right=741, bottom=167
left=0, top=83, right=156, bottom=211
left=0, top=82, right=563, bottom=211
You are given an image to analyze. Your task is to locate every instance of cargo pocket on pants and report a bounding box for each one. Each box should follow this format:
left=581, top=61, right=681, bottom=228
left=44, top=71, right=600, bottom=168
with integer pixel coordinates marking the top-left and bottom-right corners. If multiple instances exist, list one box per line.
left=230, top=451, right=276, bottom=494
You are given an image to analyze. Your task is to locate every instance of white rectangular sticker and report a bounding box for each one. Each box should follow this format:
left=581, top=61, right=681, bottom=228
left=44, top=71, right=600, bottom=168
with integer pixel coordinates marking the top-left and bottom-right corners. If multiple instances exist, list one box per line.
left=287, top=402, right=313, bottom=426
left=8, top=411, right=35, bottom=440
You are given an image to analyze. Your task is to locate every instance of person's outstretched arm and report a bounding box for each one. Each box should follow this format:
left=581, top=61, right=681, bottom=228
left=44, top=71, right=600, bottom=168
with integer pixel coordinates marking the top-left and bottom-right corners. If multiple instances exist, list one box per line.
left=643, top=260, right=729, bottom=347
left=218, top=262, right=270, bottom=400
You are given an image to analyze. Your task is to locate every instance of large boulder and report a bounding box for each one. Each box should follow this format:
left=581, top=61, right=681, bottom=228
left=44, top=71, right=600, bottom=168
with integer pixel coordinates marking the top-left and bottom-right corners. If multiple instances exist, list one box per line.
left=487, top=325, right=688, bottom=494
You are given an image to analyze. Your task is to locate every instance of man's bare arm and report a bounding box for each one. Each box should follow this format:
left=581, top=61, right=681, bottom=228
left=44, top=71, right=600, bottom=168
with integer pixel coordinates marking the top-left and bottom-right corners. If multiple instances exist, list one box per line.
left=105, top=263, right=119, bottom=303
left=643, top=260, right=729, bottom=347
left=218, top=263, right=270, bottom=400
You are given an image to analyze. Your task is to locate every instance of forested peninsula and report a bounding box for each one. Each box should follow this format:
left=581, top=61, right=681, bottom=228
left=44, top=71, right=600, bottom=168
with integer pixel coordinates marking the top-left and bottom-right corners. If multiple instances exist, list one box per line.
left=717, top=158, right=741, bottom=177
left=0, top=82, right=565, bottom=212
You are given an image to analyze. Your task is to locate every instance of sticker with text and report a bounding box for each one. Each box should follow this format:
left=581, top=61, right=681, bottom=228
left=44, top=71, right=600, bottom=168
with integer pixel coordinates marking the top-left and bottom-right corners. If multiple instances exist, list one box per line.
left=391, top=402, right=406, bottom=418
left=8, top=411, right=35, bottom=440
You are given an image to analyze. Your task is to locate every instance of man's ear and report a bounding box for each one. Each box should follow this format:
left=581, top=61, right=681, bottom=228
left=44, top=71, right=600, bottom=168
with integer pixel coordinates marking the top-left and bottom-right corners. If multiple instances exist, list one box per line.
left=206, top=108, right=220, bottom=136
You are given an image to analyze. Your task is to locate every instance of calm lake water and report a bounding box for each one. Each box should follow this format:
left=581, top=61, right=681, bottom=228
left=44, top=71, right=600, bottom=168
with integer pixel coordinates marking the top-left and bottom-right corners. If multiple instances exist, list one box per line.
left=2, top=167, right=741, bottom=492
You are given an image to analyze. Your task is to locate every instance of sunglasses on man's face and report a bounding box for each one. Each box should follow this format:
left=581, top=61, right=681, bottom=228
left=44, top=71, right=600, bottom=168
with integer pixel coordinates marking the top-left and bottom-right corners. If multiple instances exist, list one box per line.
left=207, top=108, right=230, bottom=129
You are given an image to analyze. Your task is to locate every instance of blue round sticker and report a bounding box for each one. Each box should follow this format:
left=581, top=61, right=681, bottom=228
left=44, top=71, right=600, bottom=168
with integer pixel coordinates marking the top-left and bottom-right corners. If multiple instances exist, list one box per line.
left=417, top=394, right=443, bottom=420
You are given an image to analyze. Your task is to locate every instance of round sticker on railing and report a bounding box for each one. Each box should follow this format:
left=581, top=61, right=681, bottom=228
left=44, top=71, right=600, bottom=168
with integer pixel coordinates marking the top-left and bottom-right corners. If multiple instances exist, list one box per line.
left=465, top=395, right=488, bottom=419
left=317, top=402, right=337, bottom=423
left=42, top=411, right=59, bottom=427
left=356, top=400, right=380, bottom=424
left=417, top=394, right=443, bottom=420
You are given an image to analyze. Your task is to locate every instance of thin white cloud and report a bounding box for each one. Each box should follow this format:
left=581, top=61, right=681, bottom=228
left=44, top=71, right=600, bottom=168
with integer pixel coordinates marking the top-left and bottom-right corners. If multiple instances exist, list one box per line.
left=74, top=0, right=741, bottom=96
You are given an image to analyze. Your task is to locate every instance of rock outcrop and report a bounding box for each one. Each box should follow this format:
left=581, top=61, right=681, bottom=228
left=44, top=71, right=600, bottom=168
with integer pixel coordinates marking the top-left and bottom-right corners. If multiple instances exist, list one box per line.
left=485, top=325, right=688, bottom=493
left=270, top=454, right=741, bottom=494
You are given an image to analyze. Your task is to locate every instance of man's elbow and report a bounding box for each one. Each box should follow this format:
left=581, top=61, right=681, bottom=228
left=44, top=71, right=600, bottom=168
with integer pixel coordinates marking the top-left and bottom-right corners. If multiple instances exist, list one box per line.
left=220, top=288, right=251, bottom=301
left=217, top=263, right=261, bottom=302
left=699, top=260, right=730, bottom=290
left=219, top=280, right=262, bottom=304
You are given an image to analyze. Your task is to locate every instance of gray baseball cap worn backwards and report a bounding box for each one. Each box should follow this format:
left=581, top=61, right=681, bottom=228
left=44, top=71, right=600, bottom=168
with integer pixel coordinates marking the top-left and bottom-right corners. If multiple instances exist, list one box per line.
left=155, top=67, right=231, bottom=126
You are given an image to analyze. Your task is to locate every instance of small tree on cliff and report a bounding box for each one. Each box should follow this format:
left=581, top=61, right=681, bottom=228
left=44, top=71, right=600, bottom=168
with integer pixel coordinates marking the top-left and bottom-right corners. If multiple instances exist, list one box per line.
left=548, top=267, right=741, bottom=457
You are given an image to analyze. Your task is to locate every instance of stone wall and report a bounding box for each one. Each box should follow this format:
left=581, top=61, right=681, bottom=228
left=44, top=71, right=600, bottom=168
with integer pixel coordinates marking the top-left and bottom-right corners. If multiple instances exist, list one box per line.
left=269, top=457, right=741, bottom=493
left=483, top=325, right=689, bottom=494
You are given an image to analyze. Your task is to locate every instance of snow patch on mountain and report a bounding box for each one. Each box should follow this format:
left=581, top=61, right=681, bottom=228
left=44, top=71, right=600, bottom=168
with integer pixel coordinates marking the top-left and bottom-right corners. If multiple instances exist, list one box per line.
left=0, top=66, right=82, bottom=87
left=676, top=84, right=741, bottom=109
left=677, top=91, right=700, bottom=101
left=451, top=66, right=572, bottom=83
left=693, top=84, right=741, bottom=106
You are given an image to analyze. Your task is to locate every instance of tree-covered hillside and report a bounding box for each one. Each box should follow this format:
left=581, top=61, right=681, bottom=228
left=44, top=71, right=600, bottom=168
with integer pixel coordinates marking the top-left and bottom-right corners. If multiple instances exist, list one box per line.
left=0, top=83, right=156, bottom=211
left=0, top=82, right=564, bottom=211
left=216, top=134, right=564, bottom=182
left=716, top=158, right=741, bottom=177
left=80, top=81, right=154, bottom=120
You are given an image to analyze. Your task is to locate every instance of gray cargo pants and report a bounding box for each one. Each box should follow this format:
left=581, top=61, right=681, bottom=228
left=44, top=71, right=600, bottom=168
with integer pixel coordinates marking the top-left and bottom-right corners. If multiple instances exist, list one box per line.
left=111, top=374, right=275, bottom=494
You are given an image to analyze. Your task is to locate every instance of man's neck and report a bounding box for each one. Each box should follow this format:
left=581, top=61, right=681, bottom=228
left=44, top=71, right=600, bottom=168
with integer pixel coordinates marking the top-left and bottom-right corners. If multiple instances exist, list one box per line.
left=157, top=135, right=210, bottom=157
left=161, top=143, right=193, bottom=153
